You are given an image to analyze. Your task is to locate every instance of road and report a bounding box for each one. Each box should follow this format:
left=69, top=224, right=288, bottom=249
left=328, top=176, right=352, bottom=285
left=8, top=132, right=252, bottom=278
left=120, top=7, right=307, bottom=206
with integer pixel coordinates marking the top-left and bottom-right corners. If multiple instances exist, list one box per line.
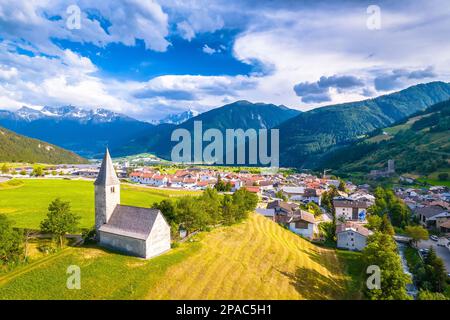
left=418, top=239, right=450, bottom=273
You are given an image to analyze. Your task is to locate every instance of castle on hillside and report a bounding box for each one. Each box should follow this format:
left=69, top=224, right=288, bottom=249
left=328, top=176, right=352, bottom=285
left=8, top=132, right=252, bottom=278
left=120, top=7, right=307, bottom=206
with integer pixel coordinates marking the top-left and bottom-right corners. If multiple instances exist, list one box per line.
left=369, top=159, right=395, bottom=178
left=94, top=148, right=171, bottom=259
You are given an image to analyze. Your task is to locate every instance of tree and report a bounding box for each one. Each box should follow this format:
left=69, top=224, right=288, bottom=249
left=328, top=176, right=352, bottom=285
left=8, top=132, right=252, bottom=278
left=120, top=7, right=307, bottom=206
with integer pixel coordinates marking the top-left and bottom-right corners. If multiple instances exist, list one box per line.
left=319, top=221, right=336, bottom=243
left=417, top=290, right=449, bottom=300
left=31, top=165, right=44, bottom=177
left=40, top=198, right=80, bottom=247
left=232, top=188, right=258, bottom=221
left=424, top=247, right=447, bottom=292
left=175, top=197, right=209, bottom=234
left=151, top=199, right=177, bottom=224
left=306, top=202, right=322, bottom=217
left=214, top=175, right=228, bottom=192
left=338, top=180, right=346, bottom=192
left=366, top=215, right=382, bottom=231
left=275, top=190, right=287, bottom=201
left=221, top=195, right=237, bottom=225
left=362, top=232, right=411, bottom=300
left=368, top=187, right=409, bottom=227
left=0, top=214, right=23, bottom=264
left=200, top=188, right=222, bottom=225
left=1, top=164, right=9, bottom=174
left=379, top=214, right=395, bottom=236
left=321, top=186, right=339, bottom=214
left=438, top=172, right=449, bottom=181
left=405, top=225, right=428, bottom=247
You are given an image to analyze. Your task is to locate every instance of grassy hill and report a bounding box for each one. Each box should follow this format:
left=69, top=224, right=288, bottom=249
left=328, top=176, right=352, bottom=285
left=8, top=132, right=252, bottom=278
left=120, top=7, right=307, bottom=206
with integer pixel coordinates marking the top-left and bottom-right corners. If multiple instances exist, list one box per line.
left=278, top=81, right=450, bottom=168
left=0, top=213, right=359, bottom=300
left=319, top=99, right=450, bottom=178
left=0, top=179, right=200, bottom=229
left=0, top=126, right=87, bottom=164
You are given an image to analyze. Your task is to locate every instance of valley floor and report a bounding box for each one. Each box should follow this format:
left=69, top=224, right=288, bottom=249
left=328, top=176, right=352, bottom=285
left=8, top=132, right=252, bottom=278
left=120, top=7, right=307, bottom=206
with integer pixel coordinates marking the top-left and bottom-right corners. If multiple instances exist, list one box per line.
left=0, top=214, right=359, bottom=300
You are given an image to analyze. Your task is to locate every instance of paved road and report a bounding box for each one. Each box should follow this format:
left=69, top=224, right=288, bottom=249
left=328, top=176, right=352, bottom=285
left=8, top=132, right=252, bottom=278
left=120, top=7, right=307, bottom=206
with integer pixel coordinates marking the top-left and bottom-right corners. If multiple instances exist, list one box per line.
left=418, top=239, right=450, bottom=273
left=0, top=176, right=11, bottom=183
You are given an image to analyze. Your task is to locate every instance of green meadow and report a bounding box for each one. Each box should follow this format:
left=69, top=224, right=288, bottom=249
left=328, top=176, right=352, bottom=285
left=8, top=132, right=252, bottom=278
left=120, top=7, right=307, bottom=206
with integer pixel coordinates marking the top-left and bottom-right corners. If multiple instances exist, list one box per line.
left=0, top=214, right=352, bottom=300
left=0, top=179, right=200, bottom=230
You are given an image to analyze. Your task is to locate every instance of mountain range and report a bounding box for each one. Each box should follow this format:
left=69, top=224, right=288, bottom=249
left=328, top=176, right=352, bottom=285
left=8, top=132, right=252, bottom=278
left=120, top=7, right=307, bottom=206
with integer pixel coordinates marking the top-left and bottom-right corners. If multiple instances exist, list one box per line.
left=0, top=81, right=449, bottom=168
left=152, top=109, right=199, bottom=125
left=0, top=106, right=153, bottom=158
left=112, top=100, right=301, bottom=158
left=318, top=98, right=450, bottom=177
left=278, top=81, right=450, bottom=167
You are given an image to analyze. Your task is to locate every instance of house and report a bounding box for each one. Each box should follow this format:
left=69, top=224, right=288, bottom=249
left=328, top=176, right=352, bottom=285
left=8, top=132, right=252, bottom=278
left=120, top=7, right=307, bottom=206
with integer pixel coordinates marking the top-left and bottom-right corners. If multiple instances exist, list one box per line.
left=414, top=206, right=448, bottom=228
left=336, top=222, right=372, bottom=251
left=280, top=186, right=304, bottom=200
left=95, top=149, right=171, bottom=259
left=440, top=220, right=450, bottom=234
left=267, top=200, right=298, bottom=216
left=333, top=198, right=369, bottom=221
left=287, top=210, right=317, bottom=239
left=255, top=208, right=275, bottom=220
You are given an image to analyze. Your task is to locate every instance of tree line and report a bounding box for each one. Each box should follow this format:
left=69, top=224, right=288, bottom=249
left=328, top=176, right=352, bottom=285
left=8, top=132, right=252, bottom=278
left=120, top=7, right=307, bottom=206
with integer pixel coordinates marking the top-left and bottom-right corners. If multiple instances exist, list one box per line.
left=152, top=187, right=258, bottom=239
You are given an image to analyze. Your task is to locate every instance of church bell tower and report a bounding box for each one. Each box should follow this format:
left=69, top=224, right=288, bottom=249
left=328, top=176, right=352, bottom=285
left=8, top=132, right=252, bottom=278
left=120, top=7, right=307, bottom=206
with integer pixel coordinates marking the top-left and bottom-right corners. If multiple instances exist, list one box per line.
left=94, top=148, right=120, bottom=231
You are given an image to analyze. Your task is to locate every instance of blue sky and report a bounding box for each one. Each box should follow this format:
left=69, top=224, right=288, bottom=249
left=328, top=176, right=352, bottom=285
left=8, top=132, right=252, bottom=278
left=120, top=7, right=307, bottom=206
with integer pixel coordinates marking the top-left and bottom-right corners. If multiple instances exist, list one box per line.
left=0, top=0, right=450, bottom=121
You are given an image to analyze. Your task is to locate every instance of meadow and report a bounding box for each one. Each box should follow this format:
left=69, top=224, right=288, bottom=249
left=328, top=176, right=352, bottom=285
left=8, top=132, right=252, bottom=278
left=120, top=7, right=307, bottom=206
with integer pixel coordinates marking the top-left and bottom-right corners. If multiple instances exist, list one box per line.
left=0, top=214, right=356, bottom=300
left=0, top=179, right=200, bottom=229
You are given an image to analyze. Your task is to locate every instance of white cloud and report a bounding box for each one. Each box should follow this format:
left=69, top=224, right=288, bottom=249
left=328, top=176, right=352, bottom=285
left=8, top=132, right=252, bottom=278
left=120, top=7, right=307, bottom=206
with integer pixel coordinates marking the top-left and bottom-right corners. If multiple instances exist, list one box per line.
left=202, top=44, right=217, bottom=55
left=1, top=0, right=450, bottom=121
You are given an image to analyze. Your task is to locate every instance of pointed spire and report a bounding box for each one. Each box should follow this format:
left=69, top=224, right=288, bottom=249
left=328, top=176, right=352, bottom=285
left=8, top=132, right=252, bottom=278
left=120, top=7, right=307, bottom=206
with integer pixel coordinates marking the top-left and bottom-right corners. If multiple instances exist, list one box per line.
left=94, top=148, right=120, bottom=186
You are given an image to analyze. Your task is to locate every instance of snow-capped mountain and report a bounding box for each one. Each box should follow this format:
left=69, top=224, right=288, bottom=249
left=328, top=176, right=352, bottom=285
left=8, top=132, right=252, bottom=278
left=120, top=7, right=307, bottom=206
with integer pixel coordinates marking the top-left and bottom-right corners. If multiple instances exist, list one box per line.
left=11, top=105, right=132, bottom=123
left=0, top=105, right=153, bottom=158
left=154, top=109, right=199, bottom=125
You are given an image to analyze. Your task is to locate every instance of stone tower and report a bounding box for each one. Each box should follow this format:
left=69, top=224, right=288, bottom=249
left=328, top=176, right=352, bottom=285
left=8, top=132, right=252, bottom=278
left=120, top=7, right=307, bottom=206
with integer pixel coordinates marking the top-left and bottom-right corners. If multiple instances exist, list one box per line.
left=94, top=148, right=120, bottom=231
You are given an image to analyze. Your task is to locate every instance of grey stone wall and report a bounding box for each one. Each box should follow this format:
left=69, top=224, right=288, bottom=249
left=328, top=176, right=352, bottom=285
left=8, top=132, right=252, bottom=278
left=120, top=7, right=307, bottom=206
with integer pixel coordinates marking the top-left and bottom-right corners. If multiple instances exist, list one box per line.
left=95, top=184, right=120, bottom=230
left=99, top=231, right=146, bottom=258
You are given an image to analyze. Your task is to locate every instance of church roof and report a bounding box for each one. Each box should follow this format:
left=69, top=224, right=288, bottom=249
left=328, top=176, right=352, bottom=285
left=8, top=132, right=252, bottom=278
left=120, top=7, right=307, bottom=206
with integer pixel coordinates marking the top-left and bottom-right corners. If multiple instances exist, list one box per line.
left=94, top=148, right=120, bottom=186
left=98, top=205, right=161, bottom=240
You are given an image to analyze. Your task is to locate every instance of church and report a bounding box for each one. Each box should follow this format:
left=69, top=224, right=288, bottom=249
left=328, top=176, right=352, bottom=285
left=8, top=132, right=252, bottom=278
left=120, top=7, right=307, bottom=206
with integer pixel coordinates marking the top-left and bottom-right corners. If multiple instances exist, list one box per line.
left=94, top=148, right=171, bottom=259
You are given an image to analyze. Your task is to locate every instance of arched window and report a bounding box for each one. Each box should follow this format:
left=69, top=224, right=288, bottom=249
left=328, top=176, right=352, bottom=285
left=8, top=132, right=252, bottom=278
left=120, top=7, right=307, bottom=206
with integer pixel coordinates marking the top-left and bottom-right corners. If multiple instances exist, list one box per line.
left=111, top=186, right=115, bottom=193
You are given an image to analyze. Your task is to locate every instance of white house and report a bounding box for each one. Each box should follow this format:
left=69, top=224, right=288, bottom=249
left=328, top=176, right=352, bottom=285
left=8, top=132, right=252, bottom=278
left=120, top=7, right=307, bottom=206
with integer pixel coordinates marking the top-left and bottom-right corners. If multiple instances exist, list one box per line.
left=287, top=210, right=317, bottom=239
left=95, top=149, right=171, bottom=259
left=333, top=198, right=369, bottom=221
left=336, top=222, right=372, bottom=251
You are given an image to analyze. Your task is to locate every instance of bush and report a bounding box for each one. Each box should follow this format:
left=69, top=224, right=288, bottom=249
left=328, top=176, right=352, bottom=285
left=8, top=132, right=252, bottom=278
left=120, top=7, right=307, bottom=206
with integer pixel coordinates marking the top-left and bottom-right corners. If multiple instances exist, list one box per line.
left=82, top=227, right=97, bottom=245
left=438, top=172, right=449, bottom=181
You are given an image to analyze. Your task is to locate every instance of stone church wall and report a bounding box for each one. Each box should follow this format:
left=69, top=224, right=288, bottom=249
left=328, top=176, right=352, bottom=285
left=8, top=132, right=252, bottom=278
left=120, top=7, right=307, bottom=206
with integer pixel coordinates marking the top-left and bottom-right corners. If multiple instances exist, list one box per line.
left=99, top=231, right=146, bottom=258
left=146, top=214, right=171, bottom=258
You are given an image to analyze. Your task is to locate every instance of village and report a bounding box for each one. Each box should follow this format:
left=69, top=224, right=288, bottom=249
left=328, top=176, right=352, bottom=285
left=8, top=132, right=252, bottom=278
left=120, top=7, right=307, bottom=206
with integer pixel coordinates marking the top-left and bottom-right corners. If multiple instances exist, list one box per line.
left=4, top=158, right=450, bottom=258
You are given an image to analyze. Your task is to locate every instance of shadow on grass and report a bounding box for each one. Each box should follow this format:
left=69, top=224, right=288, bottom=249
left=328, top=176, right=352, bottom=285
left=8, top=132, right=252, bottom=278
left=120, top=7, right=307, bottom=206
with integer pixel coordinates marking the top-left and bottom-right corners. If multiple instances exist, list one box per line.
left=279, top=266, right=347, bottom=300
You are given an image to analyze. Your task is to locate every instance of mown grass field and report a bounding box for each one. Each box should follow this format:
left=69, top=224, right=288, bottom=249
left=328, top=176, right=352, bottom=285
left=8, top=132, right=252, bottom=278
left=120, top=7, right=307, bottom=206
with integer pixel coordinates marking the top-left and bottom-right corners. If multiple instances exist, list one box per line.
left=0, top=214, right=356, bottom=300
left=0, top=179, right=200, bottom=229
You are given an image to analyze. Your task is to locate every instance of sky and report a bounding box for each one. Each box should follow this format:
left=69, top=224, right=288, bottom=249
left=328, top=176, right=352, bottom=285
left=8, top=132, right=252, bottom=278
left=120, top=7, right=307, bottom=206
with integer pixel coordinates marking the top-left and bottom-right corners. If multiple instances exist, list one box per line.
left=1, top=0, right=450, bottom=121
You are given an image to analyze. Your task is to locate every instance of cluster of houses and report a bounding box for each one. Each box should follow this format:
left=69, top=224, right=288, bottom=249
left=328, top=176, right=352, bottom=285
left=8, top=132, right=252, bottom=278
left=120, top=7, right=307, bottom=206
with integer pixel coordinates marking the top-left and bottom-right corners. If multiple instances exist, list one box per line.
left=396, top=186, right=450, bottom=235
left=251, top=174, right=377, bottom=251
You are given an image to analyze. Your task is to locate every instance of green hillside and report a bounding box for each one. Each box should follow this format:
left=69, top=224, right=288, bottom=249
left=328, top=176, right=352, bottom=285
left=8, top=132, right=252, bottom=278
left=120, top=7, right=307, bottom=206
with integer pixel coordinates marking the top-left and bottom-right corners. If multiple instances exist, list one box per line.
left=0, top=214, right=356, bottom=300
left=278, top=81, right=450, bottom=168
left=319, top=99, right=450, bottom=177
left=0, top=126, right=88, bottom=164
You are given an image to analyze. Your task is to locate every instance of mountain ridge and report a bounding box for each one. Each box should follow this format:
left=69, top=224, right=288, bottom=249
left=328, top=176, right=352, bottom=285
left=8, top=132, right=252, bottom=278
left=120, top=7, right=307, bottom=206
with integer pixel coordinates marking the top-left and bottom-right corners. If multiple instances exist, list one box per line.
left=0, top=126, right=88, bottom=164
left=278, top=81, right=450, bottom=167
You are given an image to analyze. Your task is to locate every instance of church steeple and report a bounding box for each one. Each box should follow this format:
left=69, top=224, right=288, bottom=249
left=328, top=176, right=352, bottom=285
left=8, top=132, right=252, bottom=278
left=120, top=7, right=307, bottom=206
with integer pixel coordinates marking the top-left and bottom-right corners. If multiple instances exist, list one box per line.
left=94, top=148, right=120, bottom=230
left=94, top=148, right=120, bottom=186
